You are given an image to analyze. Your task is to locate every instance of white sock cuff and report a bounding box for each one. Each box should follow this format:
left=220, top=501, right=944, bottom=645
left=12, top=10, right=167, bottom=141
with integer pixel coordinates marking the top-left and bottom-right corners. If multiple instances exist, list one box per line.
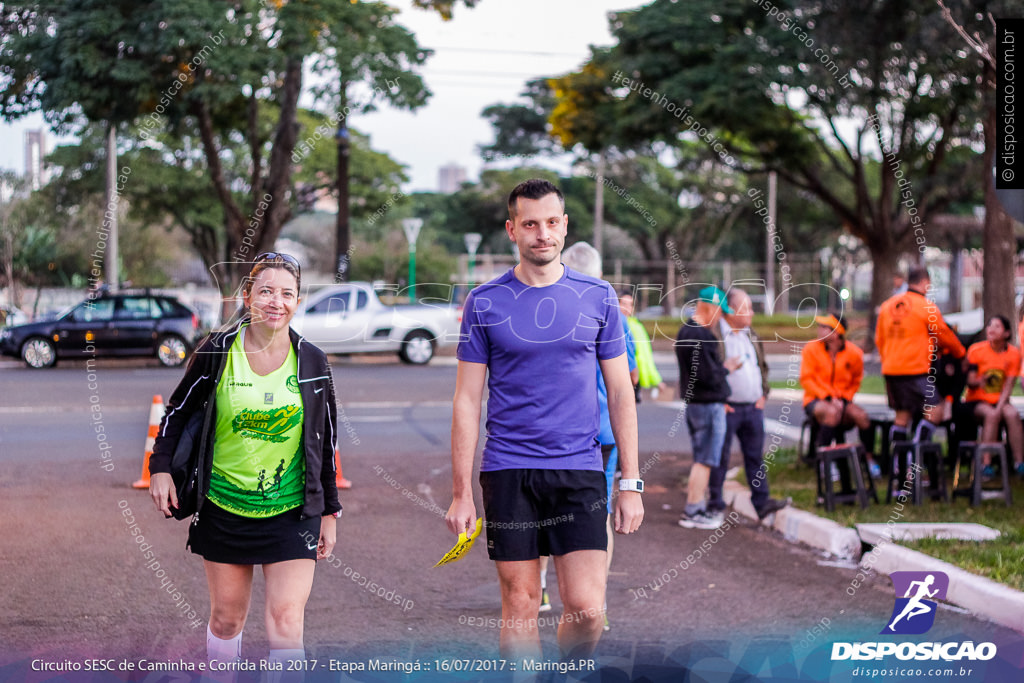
left=207, top=624, right=242, bottom=661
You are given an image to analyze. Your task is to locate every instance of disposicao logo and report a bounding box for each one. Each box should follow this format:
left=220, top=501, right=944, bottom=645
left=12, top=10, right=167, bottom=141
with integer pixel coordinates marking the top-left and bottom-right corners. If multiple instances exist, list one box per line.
left=831, top=570, right=997, bottom=663
left=882, top=571, right=948, bottom=635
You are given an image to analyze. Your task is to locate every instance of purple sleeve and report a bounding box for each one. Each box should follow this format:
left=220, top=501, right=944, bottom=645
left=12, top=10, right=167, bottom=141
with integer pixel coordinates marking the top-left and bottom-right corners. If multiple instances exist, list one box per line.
left=596, top=284, right=627, bottom=360
left=456, top=291, right=490, bottom=364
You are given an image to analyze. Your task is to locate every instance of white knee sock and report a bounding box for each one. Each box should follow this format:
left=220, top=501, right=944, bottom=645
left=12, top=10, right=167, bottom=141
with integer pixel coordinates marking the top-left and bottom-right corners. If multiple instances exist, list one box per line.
left=207, top=624, right=242, bottom=662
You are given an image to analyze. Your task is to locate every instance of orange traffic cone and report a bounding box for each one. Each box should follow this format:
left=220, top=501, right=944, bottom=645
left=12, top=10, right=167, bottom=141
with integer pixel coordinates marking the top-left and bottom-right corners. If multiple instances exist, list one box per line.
left=132, top=395, right=165, bottom=489
left=335, top=449, right=352, bottom=489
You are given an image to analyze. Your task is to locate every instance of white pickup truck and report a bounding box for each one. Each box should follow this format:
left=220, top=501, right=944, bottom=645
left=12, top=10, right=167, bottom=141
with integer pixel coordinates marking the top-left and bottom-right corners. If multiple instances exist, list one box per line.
left=290, top=282, right=461, bottom=364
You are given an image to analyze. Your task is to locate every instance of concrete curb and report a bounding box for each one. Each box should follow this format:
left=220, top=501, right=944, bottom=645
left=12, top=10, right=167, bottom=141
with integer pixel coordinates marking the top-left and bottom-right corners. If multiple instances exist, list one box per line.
left=722, top=481, right=862, bottom=560
left=722, top=480, right=1024, bottom=634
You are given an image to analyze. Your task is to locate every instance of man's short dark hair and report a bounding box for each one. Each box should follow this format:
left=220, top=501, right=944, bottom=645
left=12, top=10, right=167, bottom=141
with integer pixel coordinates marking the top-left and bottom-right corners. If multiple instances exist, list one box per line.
left=907, top=266, right=930, bottom=286
left=507, top=179, right=564, bottom=220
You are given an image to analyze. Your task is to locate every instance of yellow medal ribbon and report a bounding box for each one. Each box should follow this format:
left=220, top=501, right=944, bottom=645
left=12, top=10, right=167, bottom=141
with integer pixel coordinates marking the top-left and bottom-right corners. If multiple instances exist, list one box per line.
left=434, top=518, right=483, bottom=567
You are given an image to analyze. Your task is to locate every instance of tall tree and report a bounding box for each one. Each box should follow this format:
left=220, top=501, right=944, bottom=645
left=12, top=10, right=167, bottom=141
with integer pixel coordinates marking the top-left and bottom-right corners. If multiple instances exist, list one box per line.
left=48, top=116, right=409, bottom=284
left=602, top=0, right=982, bottom=333
left=938, top=0, right=1018, bottom=325
left=0, top=0, right=477, bottom=299
left=306, top=0, right=431, bottom=281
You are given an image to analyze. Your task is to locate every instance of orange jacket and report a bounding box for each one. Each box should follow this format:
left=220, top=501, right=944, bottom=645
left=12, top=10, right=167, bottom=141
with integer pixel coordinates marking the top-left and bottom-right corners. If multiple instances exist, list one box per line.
left=875, top=289, right=965, bottom=376
left=801, top=339, right=864, bottom=406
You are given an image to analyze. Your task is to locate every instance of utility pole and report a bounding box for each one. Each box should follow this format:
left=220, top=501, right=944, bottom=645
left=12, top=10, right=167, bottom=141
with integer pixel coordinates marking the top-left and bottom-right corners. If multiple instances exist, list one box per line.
left=105, top=125, right=119, bottom=292
left=334, top=83, right=351, bottom=282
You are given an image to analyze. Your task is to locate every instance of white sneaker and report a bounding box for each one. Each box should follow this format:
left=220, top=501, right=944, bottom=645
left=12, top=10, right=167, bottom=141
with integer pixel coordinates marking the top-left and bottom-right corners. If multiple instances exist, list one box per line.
left=678, top=510, right=725, bottom=529
left=538, top=589, right=552, bottom=613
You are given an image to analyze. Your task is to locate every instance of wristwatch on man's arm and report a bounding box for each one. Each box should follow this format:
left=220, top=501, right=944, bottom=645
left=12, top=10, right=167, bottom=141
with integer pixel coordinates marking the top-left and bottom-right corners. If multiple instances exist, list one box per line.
left=618, top=478, right=644, bottom=493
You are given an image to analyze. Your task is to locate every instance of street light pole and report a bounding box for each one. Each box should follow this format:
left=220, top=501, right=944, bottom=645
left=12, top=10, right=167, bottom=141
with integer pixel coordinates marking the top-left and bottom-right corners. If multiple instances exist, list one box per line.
left=464, top=232, right=482, bottom=291
left=402, top=218, right=423, bottom=303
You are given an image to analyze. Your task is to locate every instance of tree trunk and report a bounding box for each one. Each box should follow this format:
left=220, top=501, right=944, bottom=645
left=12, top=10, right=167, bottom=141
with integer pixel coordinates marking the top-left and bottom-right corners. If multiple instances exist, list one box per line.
left=259, top=55, right=303, bottom=254
left=3, top=230, right=17, bottom=309
left=863, top=244, right=900, bottom=353
left=982, top=67, right=1016, bottom=324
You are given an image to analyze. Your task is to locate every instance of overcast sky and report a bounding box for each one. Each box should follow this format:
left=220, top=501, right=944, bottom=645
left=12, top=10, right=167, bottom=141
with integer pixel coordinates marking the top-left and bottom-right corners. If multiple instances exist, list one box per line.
left=0, top=0, right=642, bottom=192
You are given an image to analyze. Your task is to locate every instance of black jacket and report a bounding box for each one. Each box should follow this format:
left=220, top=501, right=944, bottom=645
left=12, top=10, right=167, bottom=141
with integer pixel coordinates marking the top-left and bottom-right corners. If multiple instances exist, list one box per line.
left=675, top=319, right=730, bottom=404
left=150, top=320, right=342, bottom=519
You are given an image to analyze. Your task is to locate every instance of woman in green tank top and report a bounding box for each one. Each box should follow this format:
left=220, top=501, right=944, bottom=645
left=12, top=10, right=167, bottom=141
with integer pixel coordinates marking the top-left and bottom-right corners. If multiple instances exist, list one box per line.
left=150, top=253, right=340, bottom=673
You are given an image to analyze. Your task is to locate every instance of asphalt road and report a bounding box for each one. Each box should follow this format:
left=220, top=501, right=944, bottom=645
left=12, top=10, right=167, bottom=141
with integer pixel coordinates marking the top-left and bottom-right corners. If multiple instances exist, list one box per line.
left=0, top=355, right=1020, bottom=682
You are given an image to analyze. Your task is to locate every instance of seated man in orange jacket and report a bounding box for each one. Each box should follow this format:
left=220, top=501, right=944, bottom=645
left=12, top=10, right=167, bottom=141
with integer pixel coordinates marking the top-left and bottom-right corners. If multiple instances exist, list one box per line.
left=801, top=313, right=872, bottom=449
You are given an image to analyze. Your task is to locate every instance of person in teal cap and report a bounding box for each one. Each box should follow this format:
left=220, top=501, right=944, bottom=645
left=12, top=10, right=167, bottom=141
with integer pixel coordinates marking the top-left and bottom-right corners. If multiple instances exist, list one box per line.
left=675, top=285, right=739, bottom=529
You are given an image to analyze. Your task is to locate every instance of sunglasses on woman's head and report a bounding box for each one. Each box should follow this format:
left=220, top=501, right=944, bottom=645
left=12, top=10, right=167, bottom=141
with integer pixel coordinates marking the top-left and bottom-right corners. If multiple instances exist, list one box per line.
left=253, top=252, right=300, bottom=272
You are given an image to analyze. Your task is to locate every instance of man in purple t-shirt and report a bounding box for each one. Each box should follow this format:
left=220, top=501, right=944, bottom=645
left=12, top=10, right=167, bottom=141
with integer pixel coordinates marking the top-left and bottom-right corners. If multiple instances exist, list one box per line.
left=446, top=179, right=644, bottom=661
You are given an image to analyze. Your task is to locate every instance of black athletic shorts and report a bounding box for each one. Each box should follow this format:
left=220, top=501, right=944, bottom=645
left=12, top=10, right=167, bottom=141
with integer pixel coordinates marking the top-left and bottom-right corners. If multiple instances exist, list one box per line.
left=804, top=398, right=849, bottom=419
left=479, top=469, right=608, bottom=562
left=884, top=374, right=938, bottom=415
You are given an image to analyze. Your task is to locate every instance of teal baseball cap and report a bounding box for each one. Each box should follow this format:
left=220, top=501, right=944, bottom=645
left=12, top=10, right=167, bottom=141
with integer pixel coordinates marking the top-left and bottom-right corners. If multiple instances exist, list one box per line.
left=697, top=286, right=733, bottom=315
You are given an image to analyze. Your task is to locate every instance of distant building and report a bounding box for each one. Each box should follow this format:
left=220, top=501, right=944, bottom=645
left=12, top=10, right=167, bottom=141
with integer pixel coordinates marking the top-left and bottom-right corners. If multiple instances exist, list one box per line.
left=438, top=163, right=467, bottom=194
left=24, top=129, right=48, bottom=191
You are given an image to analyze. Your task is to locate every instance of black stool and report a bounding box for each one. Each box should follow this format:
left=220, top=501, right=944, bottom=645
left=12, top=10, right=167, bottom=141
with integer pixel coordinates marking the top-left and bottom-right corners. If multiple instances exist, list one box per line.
left=816, top=444, right=875, bottom=512
left=951, top=442, right=1013, bottom=506
left=887, top=441, right=947, bottom=505
left=798, top=418, right=819, bottom=466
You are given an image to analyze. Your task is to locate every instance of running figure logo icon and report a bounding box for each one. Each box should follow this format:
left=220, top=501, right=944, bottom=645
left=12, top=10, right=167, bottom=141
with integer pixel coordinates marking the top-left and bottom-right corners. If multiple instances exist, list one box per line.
left=882, top=571, right=949, bottom=635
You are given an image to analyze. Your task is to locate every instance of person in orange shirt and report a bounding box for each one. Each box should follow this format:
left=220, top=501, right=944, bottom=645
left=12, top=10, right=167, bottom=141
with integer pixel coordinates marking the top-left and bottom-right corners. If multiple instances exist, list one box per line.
left=801, top=314, right=871, bottom=448
left=875, top=266, right=966, bottom=445
left=964, top=315, right=1024, bottom=476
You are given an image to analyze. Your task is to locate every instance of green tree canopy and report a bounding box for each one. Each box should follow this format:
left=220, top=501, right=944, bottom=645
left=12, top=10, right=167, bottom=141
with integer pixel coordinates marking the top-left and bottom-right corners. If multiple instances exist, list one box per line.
left=0, top=0, right=477, bottom=295
left=603, top=0, right=983, bottom=322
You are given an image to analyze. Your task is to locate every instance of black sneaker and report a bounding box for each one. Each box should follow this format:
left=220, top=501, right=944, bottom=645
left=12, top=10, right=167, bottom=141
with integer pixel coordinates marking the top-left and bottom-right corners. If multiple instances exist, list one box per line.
left=756, top=497, right=790, bottom=520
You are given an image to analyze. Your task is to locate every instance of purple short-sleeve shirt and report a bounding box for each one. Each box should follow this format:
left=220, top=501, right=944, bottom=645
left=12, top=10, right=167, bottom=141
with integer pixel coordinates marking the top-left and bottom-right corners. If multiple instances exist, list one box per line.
left=457, top=267, right=626, bottom=471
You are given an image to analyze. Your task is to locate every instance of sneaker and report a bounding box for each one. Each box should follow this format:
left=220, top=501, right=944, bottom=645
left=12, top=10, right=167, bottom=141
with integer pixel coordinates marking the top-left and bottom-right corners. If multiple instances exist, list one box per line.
left=1016, top=463, right=1024, bottom=478
left=678, top=509, right=725, bottom=529
left=868, top=461, right=882, bottom=479
left=538, top=589, right=551, bottom=613
left=756, top=497, right=790, bottom=520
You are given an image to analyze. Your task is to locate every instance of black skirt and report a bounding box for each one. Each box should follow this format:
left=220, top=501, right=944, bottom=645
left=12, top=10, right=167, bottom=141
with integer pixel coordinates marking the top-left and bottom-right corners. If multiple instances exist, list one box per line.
left=189, top=500, right=320, bottom=564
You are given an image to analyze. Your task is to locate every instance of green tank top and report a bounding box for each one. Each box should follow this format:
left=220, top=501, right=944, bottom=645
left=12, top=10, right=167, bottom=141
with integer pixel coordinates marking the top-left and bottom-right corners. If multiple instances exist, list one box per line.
left=207, top=329, right=305, bottom=517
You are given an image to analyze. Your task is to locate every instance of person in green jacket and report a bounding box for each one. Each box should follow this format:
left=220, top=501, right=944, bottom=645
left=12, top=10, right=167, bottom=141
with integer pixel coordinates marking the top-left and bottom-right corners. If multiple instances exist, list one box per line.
left=619, top=290, right=667, bottom=401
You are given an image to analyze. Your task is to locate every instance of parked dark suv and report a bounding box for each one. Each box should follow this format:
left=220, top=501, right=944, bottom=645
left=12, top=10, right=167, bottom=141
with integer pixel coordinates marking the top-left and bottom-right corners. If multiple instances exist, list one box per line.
left=0, top=290, right=203, bottom=368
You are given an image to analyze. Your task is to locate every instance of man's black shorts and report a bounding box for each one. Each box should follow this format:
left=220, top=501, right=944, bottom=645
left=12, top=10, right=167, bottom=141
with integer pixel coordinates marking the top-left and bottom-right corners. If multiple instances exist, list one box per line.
left=479, top=469, right=608, bottom=562
left=884, top=374, right=938, bottom=414
left=804, top=398, right=850, bottom=419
